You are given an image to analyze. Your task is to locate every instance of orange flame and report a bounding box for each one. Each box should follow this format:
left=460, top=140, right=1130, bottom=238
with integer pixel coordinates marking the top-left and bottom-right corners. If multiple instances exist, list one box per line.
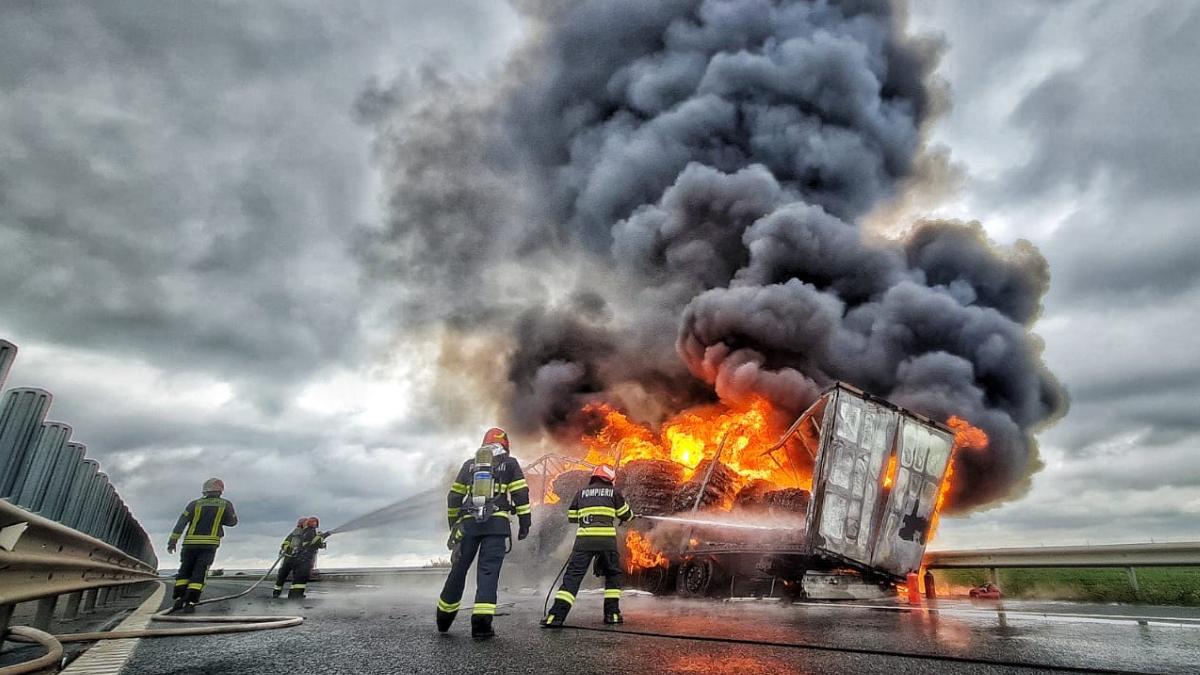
left=625, top=530, right=668, bottom=573
left=928, top=416, right=989, bottom=541
left=948, top=415, right=988, bottom=452
left=580, top=396, right=808, bottom=492
left=882, top=454, right=898, bottom=489
left=542, top=486, right=560, bottom=505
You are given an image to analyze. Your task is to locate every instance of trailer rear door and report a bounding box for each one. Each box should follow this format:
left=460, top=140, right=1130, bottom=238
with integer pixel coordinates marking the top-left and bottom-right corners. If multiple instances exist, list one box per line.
left=808, top=389, right=898, bottom=566
left=868, top=417, right=953, bottom=576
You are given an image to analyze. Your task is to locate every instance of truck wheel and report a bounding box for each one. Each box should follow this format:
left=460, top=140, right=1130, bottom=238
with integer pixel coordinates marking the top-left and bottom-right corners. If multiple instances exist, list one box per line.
left=676, top=557, right=717, bottom=597
left=637, top=565, right=673, bottom=595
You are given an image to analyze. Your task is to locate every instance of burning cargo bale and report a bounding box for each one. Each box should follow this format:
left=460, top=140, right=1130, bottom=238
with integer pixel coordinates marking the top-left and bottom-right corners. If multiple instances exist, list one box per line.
left=672, top=459, right=741, bottom=512
left=762, top=488, right=810, bottom=517
left=550, top=470, right=590, bottom=506
left=616, top=459, right=684, bottom=516
left=732, top=479, right=781, bottom=511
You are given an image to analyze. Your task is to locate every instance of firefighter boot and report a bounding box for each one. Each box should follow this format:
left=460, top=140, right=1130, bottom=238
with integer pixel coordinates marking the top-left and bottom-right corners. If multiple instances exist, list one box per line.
left=435, top=608, right=456, bottom=633
left=287, top=587, right=305, bottom=599
left=181, top=603, right=197, bottom=615
left=540, top=599, right=571, bottom=628
left=470, top=614, right=495, bottom=640
left=603, top=598, right=623, bottom=625
left=271, top=587, right=281, bottom=598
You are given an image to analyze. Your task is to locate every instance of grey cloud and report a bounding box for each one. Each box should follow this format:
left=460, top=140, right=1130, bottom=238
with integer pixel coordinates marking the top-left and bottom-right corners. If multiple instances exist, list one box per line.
left=910, top=1, right=1200, bottom=541
left=0, top=0, right=521, bottom=564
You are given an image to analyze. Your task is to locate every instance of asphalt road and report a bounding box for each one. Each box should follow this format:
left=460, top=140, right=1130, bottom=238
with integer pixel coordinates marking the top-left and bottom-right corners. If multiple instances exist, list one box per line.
left=118, top=577, right=1200, bottom=675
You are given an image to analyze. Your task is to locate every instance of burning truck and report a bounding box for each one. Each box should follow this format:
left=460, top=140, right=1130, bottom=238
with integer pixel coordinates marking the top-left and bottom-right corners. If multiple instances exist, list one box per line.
left=522, top=383, right=975, bottom=600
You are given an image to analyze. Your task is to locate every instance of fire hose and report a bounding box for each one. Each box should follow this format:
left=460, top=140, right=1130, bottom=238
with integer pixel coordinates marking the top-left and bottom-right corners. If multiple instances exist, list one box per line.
left=0, top=555, right=303, bottom=675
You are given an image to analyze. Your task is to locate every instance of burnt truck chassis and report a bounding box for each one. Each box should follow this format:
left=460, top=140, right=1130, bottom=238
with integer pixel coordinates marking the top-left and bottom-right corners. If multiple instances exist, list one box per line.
left=628, top=382, right=956, bottom=601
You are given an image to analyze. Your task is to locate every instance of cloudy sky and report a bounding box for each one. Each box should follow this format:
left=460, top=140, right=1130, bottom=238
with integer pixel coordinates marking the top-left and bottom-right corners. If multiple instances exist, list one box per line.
left=1, top=0, right=1197, bottom=567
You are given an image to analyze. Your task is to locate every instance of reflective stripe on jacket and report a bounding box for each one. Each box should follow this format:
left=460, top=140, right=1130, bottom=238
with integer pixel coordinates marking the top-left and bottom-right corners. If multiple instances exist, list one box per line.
left=170, top=496, right=237, bottom=547
left=281, top=527, right=326, bottom=560
left=567, top=480, right=633, bottom=550
left=447, top=454, right=532, bottom=536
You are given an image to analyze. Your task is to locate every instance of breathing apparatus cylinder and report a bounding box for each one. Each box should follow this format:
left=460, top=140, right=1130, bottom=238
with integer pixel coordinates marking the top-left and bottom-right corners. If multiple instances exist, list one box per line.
left=469, top=443, right=502, bottom=517
left=446, top=443, right=506, bottom=551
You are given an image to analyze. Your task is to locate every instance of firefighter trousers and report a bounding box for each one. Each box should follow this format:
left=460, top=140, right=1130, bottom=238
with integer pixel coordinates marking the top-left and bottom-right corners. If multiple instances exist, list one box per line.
left=174, top=545, right=217, bottom=604
left=549, top=546, right=623, bottom=619
left=436, top=531, right=507, bottom=618
left=275, top=556, right=314, bottom=597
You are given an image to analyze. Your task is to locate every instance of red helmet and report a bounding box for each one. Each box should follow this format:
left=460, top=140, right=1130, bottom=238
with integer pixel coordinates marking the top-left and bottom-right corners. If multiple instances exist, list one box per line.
left=306, top=517, right=320, bottom=529
left=297, top=517, right=307, bottom=527
left=482, top=427, right=509, bottom=451
left=592, top=464, right=616, bottom=483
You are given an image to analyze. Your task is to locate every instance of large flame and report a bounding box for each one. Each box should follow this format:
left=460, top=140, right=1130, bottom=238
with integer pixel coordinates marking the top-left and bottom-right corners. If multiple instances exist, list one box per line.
left=929, top=415, right=990, bottom=540
left=625, top=530, right=668, bottom=574
left=580, top=396, right=807, bottom=489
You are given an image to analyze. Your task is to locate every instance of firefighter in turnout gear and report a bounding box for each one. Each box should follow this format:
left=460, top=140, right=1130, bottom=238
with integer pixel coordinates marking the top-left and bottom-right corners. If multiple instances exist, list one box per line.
left=274, top=517, right=326, bottom=598
left=167, top=478, right=238, bottom=613
left=436, top=428, right=532, bottom=639
left=542, top=464, right=633, bottom=627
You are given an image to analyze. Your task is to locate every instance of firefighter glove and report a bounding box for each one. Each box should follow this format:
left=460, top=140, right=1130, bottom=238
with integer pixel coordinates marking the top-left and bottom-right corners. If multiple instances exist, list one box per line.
left=518, top=522, right=529, bottom=540
left=166, top=541, right=176, bottom=554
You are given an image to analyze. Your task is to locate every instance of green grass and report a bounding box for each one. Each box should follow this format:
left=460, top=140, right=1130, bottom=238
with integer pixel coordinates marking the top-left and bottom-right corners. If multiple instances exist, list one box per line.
left=932, top=567, right=1200, bottom=606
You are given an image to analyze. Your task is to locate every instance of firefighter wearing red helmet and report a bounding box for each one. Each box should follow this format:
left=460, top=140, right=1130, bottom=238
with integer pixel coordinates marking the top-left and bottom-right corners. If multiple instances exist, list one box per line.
left=436, top=427, right=532, bottom=639
left=273, top=516, right=327, bottom=599
left=166, top=478, right=238, bottom=613
left=542, top=464, right=633, bottom=628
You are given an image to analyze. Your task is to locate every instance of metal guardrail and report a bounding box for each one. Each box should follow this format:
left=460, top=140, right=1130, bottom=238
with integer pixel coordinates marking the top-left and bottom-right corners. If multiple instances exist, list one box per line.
left=0, top=339, right=159, bottom=635
left=0, top=500, right=157, bottom=606
left=924, top=542, right=1200, bottom=569
left=0, top=340, right=155, bottom=566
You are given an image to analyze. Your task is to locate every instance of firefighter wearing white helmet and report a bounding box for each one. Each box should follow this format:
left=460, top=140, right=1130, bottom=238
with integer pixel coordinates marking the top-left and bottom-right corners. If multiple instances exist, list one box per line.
left=542, top=464, right=634, bottom=628
left=436, top=427, right=532, bottom=639
left=167, top=477, right=238, bottom=613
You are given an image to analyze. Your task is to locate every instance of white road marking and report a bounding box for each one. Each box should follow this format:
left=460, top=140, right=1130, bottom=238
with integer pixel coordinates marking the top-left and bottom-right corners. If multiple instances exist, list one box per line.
left=61, top=583, right=165, bottom=675
left=786, top=600, right=1200, bottom=628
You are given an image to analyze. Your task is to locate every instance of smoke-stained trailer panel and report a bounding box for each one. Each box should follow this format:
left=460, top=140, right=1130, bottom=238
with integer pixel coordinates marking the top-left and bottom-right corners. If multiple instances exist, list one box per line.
left=869, top=417, right=953, bottom=576
left=800, top=383, right=954, bottom=580
left=805, top=387, right=898, bottom=566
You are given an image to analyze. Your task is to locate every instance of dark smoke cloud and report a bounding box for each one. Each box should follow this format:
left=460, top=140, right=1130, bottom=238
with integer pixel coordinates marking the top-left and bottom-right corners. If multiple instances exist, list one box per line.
left=362, top=0, right=1067, bottom=511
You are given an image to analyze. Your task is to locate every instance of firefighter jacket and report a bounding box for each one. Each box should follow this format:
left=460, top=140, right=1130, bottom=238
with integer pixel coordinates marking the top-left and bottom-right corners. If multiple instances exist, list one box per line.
left=447, top=454, right=532, bottom=537
left=170, top=495, right=238, bottom=548
left=567, top=478, right=633, bottom=551
left=280, top=526, right=326, bottom=561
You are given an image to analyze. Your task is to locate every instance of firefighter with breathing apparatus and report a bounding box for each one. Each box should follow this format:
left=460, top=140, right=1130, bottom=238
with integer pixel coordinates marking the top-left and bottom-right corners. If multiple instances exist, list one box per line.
left=542, top=464, right=634, bottom=627
left=436, top=427, right=532, bottom=639
left=273, top=516, right=327, bottom=598
left=166, top=477, right=238, bottom=613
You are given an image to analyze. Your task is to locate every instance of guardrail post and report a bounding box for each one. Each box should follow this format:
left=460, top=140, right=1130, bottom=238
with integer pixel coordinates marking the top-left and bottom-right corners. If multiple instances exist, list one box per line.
left=0, top=603, right=13, bottom=638
left=0, top=340, right=15, bottom=392
left=33, top=595, right=58, bottom=631
left=0, top=388, right=53, bottom=498
left=82, top=589, right=98, bottom=613
left=62, top=591, right=83, bottom=622
left=988, top=567, right=999, bottom=586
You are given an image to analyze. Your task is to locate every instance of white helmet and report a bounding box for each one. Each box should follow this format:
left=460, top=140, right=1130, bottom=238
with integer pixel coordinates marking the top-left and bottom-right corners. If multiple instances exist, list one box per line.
left=202, top=477, right=225, bottom=494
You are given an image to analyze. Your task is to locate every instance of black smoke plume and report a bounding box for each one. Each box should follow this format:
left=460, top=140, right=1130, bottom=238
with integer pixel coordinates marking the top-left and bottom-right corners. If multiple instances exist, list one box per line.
left=358, top=0, right=1067, bottom=511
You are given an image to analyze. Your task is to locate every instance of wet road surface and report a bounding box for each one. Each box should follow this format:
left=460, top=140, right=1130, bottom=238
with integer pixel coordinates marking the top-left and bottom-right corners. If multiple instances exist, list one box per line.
left=121, top=577, right=1200, bottom=674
